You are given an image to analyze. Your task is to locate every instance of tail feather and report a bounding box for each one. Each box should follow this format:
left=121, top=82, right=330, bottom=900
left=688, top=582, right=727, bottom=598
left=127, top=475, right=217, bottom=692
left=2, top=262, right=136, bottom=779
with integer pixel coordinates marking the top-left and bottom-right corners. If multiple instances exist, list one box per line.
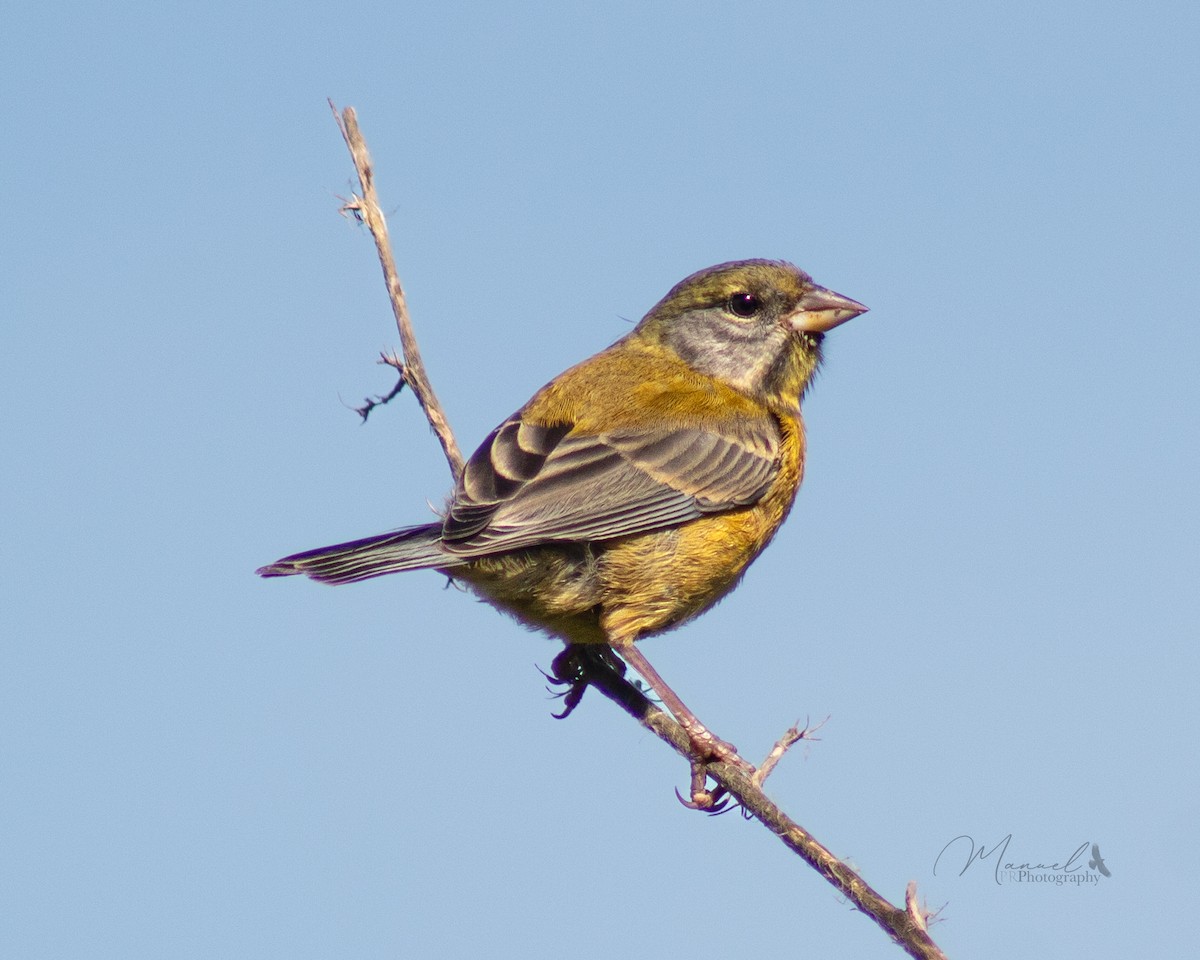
left=256, top=523, right=456, bottom=585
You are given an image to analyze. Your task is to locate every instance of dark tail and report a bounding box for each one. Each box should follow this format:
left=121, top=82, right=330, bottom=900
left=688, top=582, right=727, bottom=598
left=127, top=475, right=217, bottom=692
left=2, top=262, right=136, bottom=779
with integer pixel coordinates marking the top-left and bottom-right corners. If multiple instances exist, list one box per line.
left=256, top=523, right=456, bottom=585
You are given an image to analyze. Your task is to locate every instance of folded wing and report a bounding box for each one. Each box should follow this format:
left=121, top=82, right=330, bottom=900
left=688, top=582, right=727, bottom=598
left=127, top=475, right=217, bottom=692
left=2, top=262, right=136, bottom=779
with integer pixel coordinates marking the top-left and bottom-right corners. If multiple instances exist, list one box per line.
left=442, top=414, right=781, bottom=556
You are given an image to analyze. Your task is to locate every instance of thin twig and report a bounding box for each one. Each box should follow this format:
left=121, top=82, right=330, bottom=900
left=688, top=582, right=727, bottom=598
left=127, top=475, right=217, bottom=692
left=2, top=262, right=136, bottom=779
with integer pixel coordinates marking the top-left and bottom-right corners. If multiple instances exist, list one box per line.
left=329, top=100, right=464, bottom=480
left=327, top=104, right=949, bottom=960
left=752, top=715, right=827, bottom=788
left=905, top=882, right=928, bottom=932
left=350, top=353, right=407, bottom=423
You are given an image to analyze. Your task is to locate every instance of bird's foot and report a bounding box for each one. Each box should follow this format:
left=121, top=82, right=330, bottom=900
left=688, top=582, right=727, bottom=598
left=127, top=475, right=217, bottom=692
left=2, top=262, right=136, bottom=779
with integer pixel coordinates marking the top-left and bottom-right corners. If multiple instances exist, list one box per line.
left=542, top=644, right=626, bottom=719
left=676, top=761, right=734, bottom=813
left=670, top=722, right=753, bottom=812
left=676, top=718, right=752, bottom=771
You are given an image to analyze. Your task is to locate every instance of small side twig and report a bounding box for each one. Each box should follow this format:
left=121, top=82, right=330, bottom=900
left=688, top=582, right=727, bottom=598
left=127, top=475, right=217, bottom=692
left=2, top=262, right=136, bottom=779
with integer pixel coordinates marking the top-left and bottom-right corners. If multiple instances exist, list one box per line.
left=905, top=881, right=944, bottom=932
left=752, top=715, right=828, bottom=788
left=351, top=352, right=408, bottom=423
left=329, top=100, right=464, bottom=480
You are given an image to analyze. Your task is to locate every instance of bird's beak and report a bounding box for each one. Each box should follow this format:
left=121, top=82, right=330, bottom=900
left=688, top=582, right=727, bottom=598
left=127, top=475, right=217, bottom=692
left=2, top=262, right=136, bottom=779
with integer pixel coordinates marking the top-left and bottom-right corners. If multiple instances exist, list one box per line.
left=787, top=285, right=869, bottom=333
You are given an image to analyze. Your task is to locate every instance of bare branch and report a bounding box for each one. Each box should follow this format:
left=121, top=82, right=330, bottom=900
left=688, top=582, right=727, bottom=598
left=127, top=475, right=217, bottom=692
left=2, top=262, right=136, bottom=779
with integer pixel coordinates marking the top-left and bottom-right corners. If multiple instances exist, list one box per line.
left=574, top=655, right=949, bottom=960
left=329, top=100, right=464, bottom=479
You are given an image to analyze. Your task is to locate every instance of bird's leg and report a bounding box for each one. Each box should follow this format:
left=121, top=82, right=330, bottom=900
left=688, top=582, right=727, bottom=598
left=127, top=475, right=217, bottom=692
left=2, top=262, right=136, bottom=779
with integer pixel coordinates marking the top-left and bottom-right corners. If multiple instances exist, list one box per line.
left=613, top=643, right=752, bottom=772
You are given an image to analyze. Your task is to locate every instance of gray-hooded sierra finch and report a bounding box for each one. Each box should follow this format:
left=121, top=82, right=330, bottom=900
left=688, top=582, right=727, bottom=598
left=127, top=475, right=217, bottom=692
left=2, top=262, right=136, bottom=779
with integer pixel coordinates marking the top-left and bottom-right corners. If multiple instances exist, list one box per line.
left=259, top=260, right=867, bottom=759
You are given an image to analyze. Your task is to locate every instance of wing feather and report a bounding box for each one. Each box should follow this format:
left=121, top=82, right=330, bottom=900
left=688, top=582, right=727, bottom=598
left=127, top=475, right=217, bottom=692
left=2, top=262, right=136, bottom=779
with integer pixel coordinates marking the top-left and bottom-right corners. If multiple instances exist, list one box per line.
left=440, top=413, right=781, bottom=557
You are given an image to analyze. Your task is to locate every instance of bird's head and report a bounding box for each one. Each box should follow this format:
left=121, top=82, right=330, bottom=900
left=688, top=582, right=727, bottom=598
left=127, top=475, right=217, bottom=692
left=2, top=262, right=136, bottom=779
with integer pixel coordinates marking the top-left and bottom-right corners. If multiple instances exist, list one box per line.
left=633, top=259, right=867, bottom=408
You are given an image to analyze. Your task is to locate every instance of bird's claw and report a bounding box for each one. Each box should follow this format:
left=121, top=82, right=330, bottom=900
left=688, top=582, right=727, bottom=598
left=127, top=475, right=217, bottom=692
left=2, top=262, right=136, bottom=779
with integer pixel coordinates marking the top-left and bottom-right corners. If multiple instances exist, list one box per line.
left=539, top=662, right=587, bottom=719
left=542, top=644, right=627, bottom=719
left=675, top=761, right=734, bottom=813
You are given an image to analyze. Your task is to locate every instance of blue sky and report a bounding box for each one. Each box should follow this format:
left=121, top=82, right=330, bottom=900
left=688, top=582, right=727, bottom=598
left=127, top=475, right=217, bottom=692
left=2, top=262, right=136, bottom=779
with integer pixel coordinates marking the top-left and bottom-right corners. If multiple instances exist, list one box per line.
left=3, top=2, right=1196, bottom=957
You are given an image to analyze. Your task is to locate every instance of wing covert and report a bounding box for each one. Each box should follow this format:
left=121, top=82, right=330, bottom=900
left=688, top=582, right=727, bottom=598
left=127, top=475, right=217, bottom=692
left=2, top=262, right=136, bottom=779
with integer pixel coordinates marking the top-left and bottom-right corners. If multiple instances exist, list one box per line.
left=441, top=414, right=781, bottom=557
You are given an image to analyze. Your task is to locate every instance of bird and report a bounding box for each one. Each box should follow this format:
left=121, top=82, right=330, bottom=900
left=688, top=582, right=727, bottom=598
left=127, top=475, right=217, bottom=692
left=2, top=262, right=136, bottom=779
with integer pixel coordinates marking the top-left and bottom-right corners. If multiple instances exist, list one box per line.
left=258, top=259, right=867, bottom=764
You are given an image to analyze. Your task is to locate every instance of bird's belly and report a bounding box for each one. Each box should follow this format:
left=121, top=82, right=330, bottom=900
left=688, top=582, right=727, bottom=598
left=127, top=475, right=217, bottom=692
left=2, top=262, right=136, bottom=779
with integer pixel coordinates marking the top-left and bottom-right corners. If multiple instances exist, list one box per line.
left=597, top=506, right=782, bottom=643
left=450, top=543, right=609, bottom=644
left=453, top=503, right=785, bottom=647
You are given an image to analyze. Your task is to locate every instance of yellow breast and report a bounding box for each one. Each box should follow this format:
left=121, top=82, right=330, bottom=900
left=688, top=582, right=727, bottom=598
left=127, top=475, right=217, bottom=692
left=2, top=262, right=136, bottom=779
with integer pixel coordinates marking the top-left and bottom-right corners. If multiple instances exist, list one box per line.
left=594, top=412, right=804, bottom=644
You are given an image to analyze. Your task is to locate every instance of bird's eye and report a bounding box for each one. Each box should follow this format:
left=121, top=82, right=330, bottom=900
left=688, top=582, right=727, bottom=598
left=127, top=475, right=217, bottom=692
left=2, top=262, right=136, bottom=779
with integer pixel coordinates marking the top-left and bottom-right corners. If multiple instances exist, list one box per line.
left=727, top=292, right=761, bottom=319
